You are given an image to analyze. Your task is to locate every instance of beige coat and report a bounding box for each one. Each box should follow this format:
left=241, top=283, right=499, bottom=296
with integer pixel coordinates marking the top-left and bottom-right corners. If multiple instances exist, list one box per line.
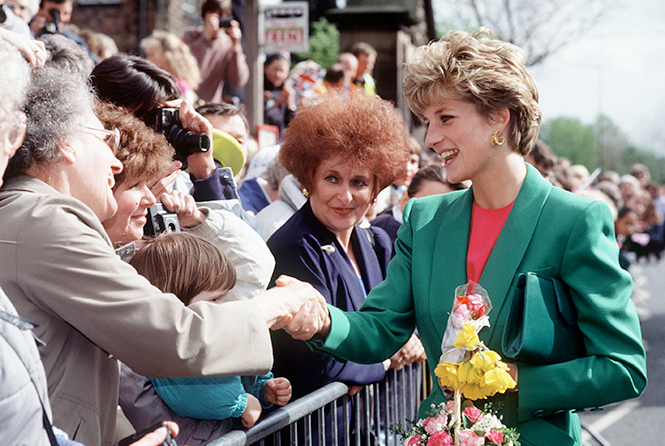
left=0, top=176, right=273, bottom=446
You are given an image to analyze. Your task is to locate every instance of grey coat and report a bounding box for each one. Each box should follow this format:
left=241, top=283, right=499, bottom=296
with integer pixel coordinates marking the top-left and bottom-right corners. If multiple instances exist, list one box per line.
left=0, top=288, right=52, bottom=446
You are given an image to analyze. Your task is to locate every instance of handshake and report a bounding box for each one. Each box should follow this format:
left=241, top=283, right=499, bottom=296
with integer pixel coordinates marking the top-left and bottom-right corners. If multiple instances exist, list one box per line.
left=252, top=275, right=331, bottom=341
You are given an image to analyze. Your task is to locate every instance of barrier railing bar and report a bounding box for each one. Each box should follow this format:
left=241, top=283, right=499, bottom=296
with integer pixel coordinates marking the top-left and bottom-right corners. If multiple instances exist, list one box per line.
left=208, top=363, right=428, bottom=446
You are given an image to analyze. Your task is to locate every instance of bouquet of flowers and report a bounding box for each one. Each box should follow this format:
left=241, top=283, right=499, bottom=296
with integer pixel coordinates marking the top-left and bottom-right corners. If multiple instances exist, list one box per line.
left=393, top=401, right=520, bottom=446
left=394, top=282, right=519, bottom=446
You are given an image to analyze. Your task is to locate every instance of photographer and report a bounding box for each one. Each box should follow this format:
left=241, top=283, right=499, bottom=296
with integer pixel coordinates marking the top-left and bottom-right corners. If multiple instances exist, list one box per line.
left=28, top=0, right=96, bottom=63
left=182, top=0, right=248, bottom=103
left=90, top=55, right=242, bottom=203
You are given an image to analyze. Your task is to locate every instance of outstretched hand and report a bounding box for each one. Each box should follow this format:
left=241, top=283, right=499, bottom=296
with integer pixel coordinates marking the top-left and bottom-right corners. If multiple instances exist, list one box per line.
left=252, top=275, right=329, bottom=340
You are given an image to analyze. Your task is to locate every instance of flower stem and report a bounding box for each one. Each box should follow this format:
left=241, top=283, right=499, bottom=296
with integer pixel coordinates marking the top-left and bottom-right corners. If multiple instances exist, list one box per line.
left=454, top=388, right=461, bottom=446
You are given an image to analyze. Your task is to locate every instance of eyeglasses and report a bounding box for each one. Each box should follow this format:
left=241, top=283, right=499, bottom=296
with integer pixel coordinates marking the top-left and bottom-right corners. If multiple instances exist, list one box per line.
left=83, top=126, right=120, bottom=153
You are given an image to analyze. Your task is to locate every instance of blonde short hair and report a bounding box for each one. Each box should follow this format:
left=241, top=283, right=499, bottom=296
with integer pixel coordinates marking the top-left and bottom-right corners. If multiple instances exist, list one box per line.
left=403, top=27, right=541, bottom=156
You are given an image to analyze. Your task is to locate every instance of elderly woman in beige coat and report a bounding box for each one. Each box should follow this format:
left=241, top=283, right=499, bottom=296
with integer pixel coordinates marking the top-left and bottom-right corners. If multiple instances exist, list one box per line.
left=0, top=65, right=326, bottom=446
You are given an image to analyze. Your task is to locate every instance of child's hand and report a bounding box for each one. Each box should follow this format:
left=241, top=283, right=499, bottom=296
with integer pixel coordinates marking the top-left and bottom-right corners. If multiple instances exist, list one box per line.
left=240, top=394, right=262, bottom=428
left=263, top=377, right=292, bottom=406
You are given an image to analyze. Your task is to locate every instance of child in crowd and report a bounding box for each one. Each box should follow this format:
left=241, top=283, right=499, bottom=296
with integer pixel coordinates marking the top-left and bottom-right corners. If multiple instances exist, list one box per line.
left=129, top=232, right=292, bottom=427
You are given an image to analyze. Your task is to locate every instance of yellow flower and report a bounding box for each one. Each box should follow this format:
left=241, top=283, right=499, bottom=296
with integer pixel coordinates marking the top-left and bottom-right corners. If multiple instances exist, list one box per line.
left=460, top=381, right=487, bottom=400
left=435, top=362, right=460, bottom=389
left=481, top=366, right=517, bottom=395
left=454, top=323, right=479, bottom=350
left=458, top=359, right=483, bottom=385
left=470, top=350, right=502, bottom=373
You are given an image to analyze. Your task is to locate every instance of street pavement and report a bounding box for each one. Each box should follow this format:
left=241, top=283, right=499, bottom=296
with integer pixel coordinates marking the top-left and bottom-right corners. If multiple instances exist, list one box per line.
left=579, top=255, right=665, bottom=446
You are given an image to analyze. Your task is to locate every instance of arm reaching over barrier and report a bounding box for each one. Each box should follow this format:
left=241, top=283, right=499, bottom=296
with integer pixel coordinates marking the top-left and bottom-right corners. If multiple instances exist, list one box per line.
left=252, top=275, right=329, bottom=340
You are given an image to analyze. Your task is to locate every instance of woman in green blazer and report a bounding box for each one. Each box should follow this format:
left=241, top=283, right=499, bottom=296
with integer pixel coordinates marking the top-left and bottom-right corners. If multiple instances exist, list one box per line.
left=309, top=28, right=647, bottom=446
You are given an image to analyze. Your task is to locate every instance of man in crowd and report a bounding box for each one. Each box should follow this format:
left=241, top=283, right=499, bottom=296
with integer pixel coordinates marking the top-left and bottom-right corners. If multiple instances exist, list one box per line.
left=28, top=0, right=95, bottom=61
left=183, top=0, right=249, bottom=103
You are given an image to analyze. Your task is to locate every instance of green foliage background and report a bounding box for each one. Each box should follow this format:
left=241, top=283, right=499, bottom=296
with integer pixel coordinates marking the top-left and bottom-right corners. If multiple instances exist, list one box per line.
left=540, top=115, right=665, bottom=183
left=294, top=17, right=339, bottom=69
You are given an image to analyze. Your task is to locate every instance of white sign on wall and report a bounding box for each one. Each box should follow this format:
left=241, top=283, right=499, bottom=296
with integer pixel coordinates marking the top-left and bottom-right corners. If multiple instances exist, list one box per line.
left=262, top=2, right=309, bottom=54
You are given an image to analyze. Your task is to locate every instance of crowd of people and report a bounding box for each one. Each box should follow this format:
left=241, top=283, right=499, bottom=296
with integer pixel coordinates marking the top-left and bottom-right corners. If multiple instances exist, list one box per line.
left=0, top=3, right=650, bottom=446
left=525, top=140, right=665, bottom=270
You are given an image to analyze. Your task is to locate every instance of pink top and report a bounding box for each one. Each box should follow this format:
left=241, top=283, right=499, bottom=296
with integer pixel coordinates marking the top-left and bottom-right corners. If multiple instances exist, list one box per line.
left=467, top=201, right=515, bottom=283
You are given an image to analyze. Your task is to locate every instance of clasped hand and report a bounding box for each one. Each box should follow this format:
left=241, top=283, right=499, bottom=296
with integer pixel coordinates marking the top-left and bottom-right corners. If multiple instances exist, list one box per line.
left=253, top=275, right=329, bottom=340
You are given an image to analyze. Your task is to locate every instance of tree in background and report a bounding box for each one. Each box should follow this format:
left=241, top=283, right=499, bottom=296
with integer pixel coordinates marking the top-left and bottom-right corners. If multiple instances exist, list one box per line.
left=541, top=114, right=665, bottom=183
left=294, top=17, right=339, bottom=69
left=540, top=117, right=598, bottom=167
left=433, top=0, right=617, bottom=66
left=595, top=114, right=628, bottom=173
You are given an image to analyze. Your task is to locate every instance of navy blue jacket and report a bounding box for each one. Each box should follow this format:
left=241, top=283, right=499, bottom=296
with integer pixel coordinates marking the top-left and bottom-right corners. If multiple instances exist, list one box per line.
left=370, top=207, right=401, bottom=250
left=267, top=201, right=391, bottom=398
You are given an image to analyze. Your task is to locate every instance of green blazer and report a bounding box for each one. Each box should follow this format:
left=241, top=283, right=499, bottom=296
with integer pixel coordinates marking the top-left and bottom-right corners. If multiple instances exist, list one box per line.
left=312, top=164, right=647, bottom=446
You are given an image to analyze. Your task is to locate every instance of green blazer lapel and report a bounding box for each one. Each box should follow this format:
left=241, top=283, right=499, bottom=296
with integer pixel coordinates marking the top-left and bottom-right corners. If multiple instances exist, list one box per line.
left=480, top=164, right=553, bottom=346
left=427, top=188, right=473, bottom=340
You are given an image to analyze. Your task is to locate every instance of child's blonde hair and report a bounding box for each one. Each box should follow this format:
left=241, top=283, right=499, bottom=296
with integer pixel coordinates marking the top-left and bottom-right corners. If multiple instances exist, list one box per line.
left=130, top=232, right=236, bottom=305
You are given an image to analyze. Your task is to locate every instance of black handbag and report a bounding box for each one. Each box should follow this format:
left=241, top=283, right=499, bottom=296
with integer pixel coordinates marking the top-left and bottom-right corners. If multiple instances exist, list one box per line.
left=502, top=272, right=586, bottom=365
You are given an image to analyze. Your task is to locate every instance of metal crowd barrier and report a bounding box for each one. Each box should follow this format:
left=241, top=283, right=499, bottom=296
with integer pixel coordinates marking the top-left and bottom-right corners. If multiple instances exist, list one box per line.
left=207, top=363, right=430, bottom=446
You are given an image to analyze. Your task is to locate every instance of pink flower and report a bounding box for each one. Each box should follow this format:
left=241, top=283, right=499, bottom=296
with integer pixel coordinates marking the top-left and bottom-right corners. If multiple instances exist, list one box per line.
left=458, top=429, right=484, bottom=446
left=445, top=401, right=456, bottom=413
left=485, top=429, right=504, bottom=445
left=404, top=435, right=422, bottom=446
left=467, top=294, right=486, bottom=318
left=463, top=406, right=483, bottom=423
left=423, top=413, right=449, bottom=434
left=427, top=431, right=453, bottom=446
left=453, top=303, right=472, bottom=321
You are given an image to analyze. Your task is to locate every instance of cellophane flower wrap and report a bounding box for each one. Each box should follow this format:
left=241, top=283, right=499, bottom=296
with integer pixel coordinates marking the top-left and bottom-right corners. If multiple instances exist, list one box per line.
left=435, top=282, right=516, bottom=401
left=393, top=282, right=519, bottom=446
left=439, top=282, right=492, bottom=364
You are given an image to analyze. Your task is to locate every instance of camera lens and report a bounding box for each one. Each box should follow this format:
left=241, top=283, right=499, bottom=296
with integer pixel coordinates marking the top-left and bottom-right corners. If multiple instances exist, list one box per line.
left=168, top=126, right=210, bottom=156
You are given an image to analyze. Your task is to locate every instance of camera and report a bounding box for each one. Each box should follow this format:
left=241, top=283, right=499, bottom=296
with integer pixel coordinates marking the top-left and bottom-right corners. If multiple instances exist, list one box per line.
left=118, top=421, right=178, bottom=446
left=219, top=16, right=233, bottom=28
left=37, top=8, right=60, bottom=36
left=154, top=107, right=210, bottom=167
left=144, top=203, right=181, bottom=237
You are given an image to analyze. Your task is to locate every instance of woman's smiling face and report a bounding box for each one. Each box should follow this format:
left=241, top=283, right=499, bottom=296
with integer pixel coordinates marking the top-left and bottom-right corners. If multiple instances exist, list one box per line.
left=102, top=175, right=156, bottom=246
left=309, top=156, right=374, bottom=243
left=423, top=95, right=497, bottom=185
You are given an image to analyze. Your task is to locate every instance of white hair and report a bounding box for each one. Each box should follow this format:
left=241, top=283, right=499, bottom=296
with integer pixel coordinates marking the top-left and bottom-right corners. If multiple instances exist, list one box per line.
left=0, top=38, right=30, bottom=114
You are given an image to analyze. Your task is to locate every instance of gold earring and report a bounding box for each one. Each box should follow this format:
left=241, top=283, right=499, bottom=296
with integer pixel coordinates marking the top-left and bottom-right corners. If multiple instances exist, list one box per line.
left=491, top=130, right=505, bottom=146
left=302, top=188, right=309, bottom=197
